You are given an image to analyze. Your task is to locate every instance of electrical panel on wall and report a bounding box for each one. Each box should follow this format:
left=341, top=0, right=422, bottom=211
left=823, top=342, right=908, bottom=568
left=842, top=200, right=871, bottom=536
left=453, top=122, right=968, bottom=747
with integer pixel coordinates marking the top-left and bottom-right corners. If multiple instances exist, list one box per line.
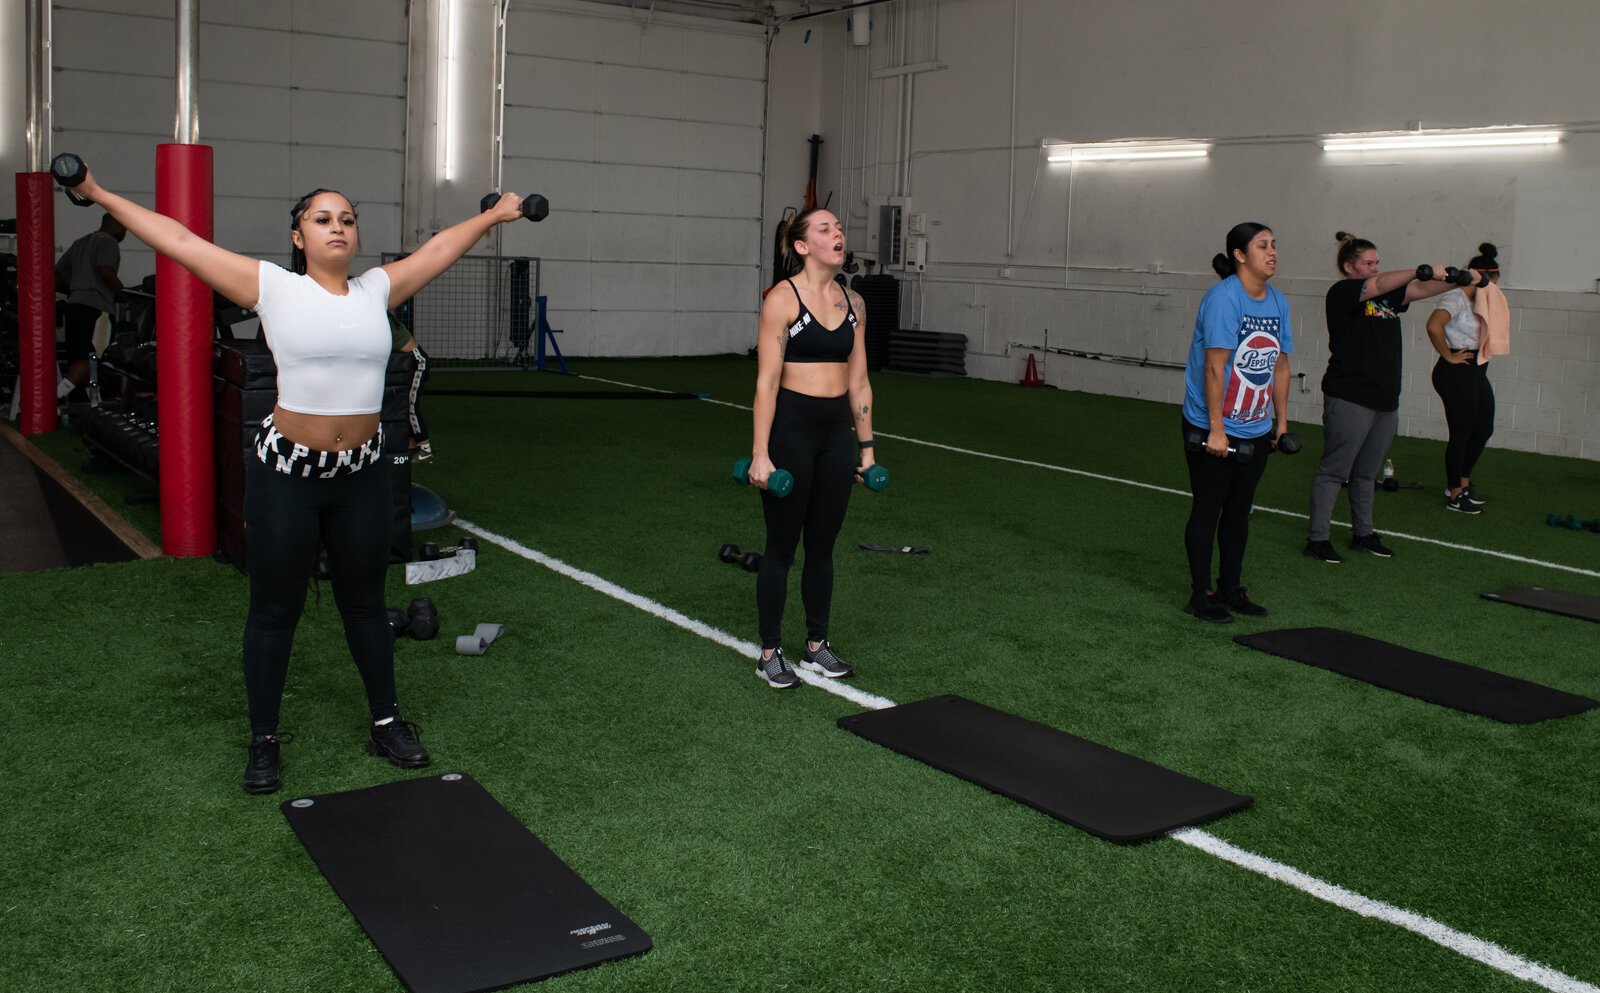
left=905, top=235, right=928, bottom=272
left=868, top=196, right=920, bottom=271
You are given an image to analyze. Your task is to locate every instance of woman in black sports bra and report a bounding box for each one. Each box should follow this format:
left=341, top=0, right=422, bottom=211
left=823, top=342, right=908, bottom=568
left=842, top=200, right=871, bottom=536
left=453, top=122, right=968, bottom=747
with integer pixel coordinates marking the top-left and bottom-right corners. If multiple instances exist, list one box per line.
left=748, top=207, right=878, bottom=689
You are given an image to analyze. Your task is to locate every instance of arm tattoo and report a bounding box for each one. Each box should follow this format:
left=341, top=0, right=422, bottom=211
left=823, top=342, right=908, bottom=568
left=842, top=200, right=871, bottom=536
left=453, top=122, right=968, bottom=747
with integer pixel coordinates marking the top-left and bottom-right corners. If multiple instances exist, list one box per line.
left=776, top=328, right=787, bottom=357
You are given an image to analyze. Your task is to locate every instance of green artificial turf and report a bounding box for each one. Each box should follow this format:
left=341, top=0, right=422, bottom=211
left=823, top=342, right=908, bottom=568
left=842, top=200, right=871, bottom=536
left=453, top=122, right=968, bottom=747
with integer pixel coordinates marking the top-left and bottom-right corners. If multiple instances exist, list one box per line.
left=3, top=357, right=1597, bottom=992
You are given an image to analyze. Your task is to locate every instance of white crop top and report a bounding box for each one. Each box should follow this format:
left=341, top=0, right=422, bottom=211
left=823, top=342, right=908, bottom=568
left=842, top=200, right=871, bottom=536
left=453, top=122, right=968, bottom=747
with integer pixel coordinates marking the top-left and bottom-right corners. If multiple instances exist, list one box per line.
left=254, top=261, right=392, bottom=415
left=1432, top=287, right=1483, bottom=351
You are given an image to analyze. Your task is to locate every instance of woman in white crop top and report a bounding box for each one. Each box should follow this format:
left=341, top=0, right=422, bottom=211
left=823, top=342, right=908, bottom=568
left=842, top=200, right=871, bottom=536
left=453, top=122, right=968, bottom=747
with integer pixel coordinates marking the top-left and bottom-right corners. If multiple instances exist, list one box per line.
left=61, top=163, right=531, bottom=795
left=1425, top=243, right=1500, bottom=514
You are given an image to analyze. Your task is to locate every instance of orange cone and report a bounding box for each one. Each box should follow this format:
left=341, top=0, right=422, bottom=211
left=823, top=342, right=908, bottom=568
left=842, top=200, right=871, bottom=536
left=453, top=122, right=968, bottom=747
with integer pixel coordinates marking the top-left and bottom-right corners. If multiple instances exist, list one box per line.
left=1020, top=352, right=1046, bottom=388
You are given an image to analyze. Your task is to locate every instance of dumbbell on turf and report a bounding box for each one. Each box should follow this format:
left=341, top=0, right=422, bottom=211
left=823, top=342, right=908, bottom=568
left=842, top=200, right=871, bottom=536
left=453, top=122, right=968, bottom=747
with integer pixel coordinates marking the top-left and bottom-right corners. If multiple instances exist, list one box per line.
left=419, top=536, right=478, bottom=561
left=480, top=191, right=550, bottom=222
left=1183, top=429, right=1256, bottom=463
left=388, top=597, right=440, bottom=641
left=732, top=456, right=793, bottom=498
left=50, top=152, right=94, bottom=206
left=1275, top=431, right=1302, bottom=455
left=718, top=543, right=763, bottom=572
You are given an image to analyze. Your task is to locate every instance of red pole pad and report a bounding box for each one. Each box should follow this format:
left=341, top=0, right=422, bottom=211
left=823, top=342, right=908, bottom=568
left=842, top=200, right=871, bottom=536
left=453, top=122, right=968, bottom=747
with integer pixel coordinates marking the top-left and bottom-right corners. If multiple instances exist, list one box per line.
left=155, top=143, right=217, bottom=558
left=15, top=172, right=58, bottom=435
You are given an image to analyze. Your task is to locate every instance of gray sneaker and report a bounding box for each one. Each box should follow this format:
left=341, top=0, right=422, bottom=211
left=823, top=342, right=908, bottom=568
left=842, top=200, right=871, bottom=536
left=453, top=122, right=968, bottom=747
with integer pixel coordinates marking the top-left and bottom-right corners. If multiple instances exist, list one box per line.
left=800, top=640, right=855, bottom=679
left=756, top=649, right=800, bottom=689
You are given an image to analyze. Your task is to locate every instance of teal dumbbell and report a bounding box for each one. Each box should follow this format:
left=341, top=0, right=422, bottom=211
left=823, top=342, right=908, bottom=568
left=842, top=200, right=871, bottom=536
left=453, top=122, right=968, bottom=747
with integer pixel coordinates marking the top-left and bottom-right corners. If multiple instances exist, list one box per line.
left=733, top=457, right=793, bottom=498
left=859, top=464, right=890, bottom=492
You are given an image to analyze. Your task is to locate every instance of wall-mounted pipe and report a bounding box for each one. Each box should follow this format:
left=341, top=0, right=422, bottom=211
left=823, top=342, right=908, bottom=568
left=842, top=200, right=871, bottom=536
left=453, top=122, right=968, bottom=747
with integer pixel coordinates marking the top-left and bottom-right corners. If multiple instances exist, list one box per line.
left=24, top=0, right=51, bottom=170
left=174, top=0, right=199, bottom=142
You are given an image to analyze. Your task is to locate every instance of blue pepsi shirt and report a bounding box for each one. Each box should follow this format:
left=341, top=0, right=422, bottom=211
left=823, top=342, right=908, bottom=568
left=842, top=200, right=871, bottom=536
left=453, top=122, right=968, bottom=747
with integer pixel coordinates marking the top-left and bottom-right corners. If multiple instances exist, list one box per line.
left=1182, top=275, right=1293, bottom=440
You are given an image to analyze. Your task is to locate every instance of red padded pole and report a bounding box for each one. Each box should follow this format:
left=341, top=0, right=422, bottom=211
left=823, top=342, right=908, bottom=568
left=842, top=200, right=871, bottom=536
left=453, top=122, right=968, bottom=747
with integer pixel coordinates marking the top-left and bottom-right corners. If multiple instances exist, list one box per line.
left=155, top=143, right=216, bottom=557
left=15, top=172, right=57, bottom=435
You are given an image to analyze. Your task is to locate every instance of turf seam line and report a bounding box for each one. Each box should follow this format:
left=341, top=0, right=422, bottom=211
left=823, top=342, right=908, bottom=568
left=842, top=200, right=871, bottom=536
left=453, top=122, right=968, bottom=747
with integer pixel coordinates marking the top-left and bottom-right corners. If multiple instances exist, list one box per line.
left=460, top=517, right=1599, bottom=993
left=1169, top=828, right=1598, bottom=993
left=454, top=519, right=898, bottom=712
left=580, top=376, right=1599, bottom=580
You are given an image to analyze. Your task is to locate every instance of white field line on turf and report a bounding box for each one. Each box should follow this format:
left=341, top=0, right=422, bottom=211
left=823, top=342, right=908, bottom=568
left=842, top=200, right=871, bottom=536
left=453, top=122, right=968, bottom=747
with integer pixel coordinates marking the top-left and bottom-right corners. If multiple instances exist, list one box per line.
left=460, top=517, right=1595, bottom=993
left=454, top=519, right=897, bottom=712
left=1170, top=829, right=1598, bottom=993
left=577, top=374, right=1600, bottom=581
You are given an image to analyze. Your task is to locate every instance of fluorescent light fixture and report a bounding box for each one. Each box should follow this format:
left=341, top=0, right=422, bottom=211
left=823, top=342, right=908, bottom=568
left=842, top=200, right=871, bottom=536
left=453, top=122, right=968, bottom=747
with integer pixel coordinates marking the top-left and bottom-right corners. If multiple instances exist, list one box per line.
left=1322, top=130, right=1563, bottom=152
left=1048, top=141, right=1210, bottom=163
left=437, top=0, right=457, bottom=181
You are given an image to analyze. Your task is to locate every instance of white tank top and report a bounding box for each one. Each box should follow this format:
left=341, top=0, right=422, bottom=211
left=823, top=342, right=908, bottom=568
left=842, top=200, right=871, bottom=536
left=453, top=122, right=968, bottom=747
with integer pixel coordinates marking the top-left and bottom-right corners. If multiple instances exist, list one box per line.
left=254, top=261, right=391, bottom=415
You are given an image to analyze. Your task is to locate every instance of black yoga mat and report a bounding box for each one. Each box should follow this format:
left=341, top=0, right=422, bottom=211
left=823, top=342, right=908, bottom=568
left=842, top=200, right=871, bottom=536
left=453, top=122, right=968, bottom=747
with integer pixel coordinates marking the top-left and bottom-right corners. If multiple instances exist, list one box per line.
left=837, top=695, right=1251, bottom=843
left=1234, top=627, right=1597, bottom=724
left=282, top=773, right=650, bottom=993
left=1482, top=586, right=1600, bottom=624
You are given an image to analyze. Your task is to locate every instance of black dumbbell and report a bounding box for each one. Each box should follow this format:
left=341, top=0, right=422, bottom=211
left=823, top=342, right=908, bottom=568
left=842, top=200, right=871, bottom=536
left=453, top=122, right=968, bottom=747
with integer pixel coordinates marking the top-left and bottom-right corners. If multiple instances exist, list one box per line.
left=404, top=597, right=440, bottom=640
left=1275, top=431, right=1302, bottom=455
left=50, top=152, right=93, bottom=206
left=419, top=536, right=478, bottom=561
left=480, top=191, right=550, bottom=222
left=386, top=607, right=411, bottom=641
left=1446, top=267, right=1492, bottom=288
left=718, top=543, right=762, bottom=573
left=1184, top=429, right=1255, bottom=463
left=1416, top=264, right=1475, bottom=287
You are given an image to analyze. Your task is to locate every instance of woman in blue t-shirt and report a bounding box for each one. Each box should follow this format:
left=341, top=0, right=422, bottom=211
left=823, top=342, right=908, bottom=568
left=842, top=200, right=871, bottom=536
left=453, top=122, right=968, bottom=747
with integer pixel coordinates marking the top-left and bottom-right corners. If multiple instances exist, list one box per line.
left=1180, top=222, right=1293, bottom=623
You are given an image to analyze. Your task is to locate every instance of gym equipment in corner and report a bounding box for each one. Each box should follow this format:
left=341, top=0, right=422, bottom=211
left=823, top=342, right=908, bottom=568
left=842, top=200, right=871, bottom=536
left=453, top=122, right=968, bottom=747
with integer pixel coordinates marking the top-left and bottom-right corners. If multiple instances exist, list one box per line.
left=838, top=695, right=1252, bottom=842
left=282, top=773, right=650, bottom=993
left=1234, top=628, right=1597, bottom=724
left=1481, top=587, right=1600, bottom=624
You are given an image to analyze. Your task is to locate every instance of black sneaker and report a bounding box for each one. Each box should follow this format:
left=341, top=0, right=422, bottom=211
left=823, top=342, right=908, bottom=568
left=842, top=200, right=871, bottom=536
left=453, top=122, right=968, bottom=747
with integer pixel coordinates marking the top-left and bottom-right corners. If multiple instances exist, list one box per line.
left=366, top=717, right=430, bottom=768
left=243, top=732, right=291, bottom=795
left=1303, top=539, right=1344, bottom=564
left=1445, top=492, right=1482, bottom=515
left=1183, top=592, right=1233, bottom=624
left=800, top=640, right=854, bottom=679
left=1350, top=532, right=1395, bottom=557
left=756, top=649, right=800, bottom=689
left=1216, top=587, right=1268, bottom=617
left=1462, top=485, right=1486, bottom=506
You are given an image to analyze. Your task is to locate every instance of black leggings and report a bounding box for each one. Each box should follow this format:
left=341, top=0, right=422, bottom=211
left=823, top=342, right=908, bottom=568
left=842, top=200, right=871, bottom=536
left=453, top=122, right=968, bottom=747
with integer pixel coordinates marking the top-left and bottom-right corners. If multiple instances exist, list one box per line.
left=757, top=389, right=856, bottom=649
left=1430, top=357, right=1494, bottom=488
left=242, top=427, right=397, bottom=735
left=1181, top=418, right=1270, bottom=596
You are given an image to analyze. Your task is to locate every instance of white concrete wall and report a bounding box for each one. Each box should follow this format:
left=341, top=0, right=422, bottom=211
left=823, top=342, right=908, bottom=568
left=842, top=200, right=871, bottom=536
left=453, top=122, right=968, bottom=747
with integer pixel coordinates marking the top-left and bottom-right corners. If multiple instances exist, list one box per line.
left=774, top=0, right=1600, bottom=460
left=501, top=0, right=768, bottom=356
left=24, top=0, right=407, bottom=286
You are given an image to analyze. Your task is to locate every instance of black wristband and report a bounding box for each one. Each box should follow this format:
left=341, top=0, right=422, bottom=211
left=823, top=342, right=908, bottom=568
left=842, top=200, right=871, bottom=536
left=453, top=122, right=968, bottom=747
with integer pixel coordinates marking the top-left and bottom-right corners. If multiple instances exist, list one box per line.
left=858, top=439, right=875, bottom=449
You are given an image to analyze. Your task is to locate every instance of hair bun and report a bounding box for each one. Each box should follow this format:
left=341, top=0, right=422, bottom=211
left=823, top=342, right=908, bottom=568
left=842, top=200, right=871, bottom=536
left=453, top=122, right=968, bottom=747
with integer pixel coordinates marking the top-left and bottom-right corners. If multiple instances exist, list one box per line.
left=1335, top=230, right=1354, bottom=243
left=1478, top=242, right=1498, bottom=260
left=1210, top=253, right=1234, bottom=279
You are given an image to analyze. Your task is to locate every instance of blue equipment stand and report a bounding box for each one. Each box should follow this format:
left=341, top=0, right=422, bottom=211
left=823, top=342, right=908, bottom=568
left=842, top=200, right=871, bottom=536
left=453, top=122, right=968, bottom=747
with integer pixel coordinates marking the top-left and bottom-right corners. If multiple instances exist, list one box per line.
left=533, top=296, right=569, bottom=374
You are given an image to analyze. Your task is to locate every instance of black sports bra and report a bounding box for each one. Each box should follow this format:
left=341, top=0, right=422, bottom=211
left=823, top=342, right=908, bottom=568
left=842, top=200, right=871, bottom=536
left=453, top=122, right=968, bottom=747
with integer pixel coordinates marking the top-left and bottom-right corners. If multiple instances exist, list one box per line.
left=781, top=279, right=856, bottom=364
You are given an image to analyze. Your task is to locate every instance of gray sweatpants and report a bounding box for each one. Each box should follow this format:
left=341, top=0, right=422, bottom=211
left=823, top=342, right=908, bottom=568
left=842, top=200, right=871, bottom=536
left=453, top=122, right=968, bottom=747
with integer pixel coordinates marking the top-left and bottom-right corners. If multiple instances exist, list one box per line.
left=1307, top=395, right=1397, bottom=541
